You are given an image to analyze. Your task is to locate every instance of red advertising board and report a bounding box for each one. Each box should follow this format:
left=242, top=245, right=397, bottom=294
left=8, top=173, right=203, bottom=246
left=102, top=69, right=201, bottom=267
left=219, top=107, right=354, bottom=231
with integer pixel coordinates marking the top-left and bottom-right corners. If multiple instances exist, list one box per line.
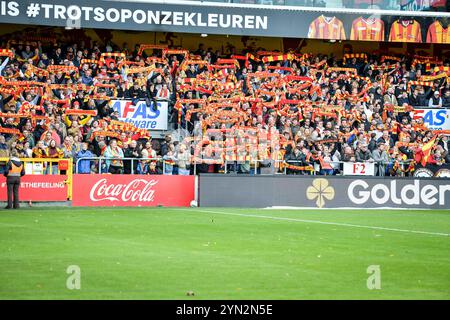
left=0, top=175, right=68, bottom=201
left=72, top=174, right=195, bottom=207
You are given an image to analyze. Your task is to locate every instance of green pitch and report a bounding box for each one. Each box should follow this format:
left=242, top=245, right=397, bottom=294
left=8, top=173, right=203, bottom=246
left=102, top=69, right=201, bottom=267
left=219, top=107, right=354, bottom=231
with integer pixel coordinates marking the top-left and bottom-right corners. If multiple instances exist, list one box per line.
left=0, top=207, right=449, bottom=300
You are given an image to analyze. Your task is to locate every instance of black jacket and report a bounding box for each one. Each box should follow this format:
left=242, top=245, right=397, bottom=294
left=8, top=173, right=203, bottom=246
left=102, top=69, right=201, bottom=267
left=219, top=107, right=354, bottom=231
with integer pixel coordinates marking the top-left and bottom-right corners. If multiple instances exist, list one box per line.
left=127, top=87, right=144, bottom=99
left=377, top=136, right=395, bottom=148
left=355, top=149, right=373, bottom=162
left=399, top=146, right=414, bottom=159
left=160, top=142, right=170, bottom=157
left=96, top=100, right=113, bottom=118
left=368, top=138, right=377, bottom=152
left=438, top=139, right=450, bottom=153
left=409, top=94, right=422, bottom=107
left=123, top=147, right=140, bottom=174
left=443, top=95, right=450, bottom=108
left=417, top=94, right=428, bottom=107
left=285, top=150, right=307, bottom=165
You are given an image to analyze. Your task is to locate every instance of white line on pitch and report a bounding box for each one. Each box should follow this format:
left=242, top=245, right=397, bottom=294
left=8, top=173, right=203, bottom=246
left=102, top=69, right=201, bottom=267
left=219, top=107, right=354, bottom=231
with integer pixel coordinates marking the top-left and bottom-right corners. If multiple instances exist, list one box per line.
left=180, top=209, right=450, bottom=237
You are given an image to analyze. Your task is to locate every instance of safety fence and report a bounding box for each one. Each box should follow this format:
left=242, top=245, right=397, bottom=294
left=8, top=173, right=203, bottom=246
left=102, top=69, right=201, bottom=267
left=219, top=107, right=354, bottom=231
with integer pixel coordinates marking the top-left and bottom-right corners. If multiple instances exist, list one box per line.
left=213, top=159, right=416, bottom=176
left=75, top=157, right=163, bottom=174
left=74, top=156, right=419, bottom=177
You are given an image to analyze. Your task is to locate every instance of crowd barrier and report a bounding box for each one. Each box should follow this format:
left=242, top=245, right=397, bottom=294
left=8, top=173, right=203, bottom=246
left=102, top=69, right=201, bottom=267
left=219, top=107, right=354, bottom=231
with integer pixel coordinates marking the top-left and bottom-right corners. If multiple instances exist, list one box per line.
left=76, top=156, right=423, bottom=177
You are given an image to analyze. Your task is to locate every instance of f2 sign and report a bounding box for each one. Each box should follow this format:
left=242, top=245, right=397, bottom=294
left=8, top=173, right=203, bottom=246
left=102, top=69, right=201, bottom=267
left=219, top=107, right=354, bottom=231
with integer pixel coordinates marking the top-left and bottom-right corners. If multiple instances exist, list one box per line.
left=343, top=162, right=375, bottom=176
left=413, top=109, right=450, bottom=131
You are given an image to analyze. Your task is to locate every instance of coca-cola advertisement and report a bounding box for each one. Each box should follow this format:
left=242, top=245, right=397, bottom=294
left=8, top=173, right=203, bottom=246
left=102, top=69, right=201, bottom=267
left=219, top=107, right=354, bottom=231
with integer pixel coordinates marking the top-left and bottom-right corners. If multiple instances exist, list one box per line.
left=72, top=174, right=195, bottom=207
left=0, top=175, right=68, bottom=202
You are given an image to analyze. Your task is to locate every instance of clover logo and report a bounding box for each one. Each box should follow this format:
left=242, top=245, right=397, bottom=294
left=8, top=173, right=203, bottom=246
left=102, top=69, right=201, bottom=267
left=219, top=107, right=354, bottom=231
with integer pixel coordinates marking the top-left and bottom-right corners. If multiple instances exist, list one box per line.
left=306, top=178, right=335, bottom=208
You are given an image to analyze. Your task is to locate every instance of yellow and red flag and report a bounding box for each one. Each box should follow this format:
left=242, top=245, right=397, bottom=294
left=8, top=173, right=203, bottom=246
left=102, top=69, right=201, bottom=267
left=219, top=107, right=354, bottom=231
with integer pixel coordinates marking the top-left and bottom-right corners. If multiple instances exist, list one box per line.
left=420, top=135, right=436, bottom=167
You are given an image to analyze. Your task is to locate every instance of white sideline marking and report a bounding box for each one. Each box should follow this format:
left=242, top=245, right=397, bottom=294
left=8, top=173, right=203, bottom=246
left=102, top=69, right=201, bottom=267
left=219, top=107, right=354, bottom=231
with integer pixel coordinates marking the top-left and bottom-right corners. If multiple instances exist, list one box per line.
left=264, top=206, right=428, bottom=211
left=181, top=209, right=450, bottom=237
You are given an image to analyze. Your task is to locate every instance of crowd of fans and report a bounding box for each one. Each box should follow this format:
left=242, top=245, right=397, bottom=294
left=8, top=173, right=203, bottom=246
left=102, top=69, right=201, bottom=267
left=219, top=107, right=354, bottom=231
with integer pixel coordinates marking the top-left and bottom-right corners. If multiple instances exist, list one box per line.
left=0, top=36, right=450, bottom=177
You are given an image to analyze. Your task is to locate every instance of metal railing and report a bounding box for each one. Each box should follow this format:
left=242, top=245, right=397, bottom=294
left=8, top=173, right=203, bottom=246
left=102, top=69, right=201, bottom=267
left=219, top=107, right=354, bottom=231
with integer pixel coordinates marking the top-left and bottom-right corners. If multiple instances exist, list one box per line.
left=73, top=155, right=417, bottom=176
left=198, top=159, right=415, bottom=176
left=75, top=157, right=166, bottom=174
left=0, top=157, right=72, bottom=174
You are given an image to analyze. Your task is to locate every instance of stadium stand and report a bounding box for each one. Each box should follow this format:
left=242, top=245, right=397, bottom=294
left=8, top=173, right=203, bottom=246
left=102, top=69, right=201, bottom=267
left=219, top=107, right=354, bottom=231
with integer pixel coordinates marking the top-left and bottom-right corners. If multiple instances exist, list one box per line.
left=0, top=36, right=450, bottom=177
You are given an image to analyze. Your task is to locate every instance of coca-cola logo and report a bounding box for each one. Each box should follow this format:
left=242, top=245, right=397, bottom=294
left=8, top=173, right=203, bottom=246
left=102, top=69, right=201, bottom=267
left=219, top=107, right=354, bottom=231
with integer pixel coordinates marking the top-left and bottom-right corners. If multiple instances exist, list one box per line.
left=89, top=178, right=158, bottom=202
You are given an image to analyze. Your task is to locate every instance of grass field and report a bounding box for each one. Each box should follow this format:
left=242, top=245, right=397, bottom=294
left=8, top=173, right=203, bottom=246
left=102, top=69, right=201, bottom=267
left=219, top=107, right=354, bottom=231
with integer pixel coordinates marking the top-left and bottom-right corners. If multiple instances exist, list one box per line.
left=0, top=206, right=449, bottom=300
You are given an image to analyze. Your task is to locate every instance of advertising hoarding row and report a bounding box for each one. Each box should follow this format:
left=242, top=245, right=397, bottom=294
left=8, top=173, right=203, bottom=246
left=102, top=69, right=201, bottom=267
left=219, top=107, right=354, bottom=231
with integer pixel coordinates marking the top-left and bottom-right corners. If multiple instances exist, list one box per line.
left=2, top=174, right=449, bottom=209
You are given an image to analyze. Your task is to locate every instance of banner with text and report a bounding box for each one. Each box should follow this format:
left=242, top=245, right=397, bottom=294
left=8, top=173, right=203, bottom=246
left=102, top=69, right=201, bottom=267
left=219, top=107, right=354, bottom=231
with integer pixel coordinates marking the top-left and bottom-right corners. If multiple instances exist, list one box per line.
left=413, top=108, right=450, bottom=131
left=343, top=162, right=375, bottom=176
left=72, top=174, right=194, bottom=207
left=111, top=100, right=168, bottom=131
left=0, top=175, right=68, bottom=202
left=199, top=175, right=450, bottom=209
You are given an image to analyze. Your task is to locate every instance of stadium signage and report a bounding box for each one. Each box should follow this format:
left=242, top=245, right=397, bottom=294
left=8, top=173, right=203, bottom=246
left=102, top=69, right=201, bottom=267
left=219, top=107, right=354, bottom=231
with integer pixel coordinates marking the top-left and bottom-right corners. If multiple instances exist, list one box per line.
left=348, top=179, right=449, bottom=206
left=72, top=174, right=194, bottom=207
left=343, top=162, right=375, bottom=176
left=414, top=168, right=435, bottom=178
left=111, top=100, right=168, bottom=130
left=1, top=0, right=449, bottom=43
left=413, top=164, right=450, bottom=178
left=199, top=175, right=450, bottom=209
left=413, top=109, right=450, bottom=131
left=0, top=175, right=68, bottom=202
left=0, top=1, right=267, bottom=31
left=89, top=178, right=157, bottom=202
left=435, top=169, right=450, bottom=178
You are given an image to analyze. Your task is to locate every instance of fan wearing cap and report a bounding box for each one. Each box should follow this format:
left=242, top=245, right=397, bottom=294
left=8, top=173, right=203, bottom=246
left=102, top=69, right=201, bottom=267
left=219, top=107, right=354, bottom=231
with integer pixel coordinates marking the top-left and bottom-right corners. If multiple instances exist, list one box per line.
left=429, top=91, right=443, bottom=108
left=72, top=100, right=81, bottom=109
